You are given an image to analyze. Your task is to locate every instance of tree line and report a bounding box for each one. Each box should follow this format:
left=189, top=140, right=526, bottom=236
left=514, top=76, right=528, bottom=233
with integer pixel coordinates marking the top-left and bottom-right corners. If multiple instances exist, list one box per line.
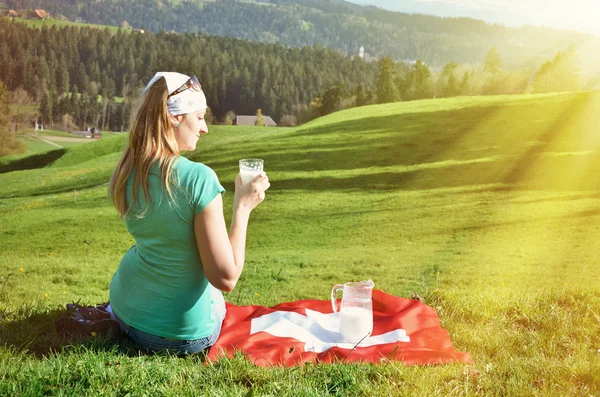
left=5, top=0, right=598, bottom=69
left=0, top=19, right=378, bottom=132
left=310, top=46, right=581, bottom=118
left=0, top=19, right=584, bottom=156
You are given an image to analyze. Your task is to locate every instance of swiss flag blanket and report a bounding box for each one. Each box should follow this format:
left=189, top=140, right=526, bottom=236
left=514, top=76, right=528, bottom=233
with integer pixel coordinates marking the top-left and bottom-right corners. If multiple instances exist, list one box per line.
left=207, top=290, right=473, bottom=367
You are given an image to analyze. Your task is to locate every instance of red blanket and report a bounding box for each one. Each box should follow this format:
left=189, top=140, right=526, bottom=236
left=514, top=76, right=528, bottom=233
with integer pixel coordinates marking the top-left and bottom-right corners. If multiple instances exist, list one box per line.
left=207, top=290, right=473, bottom=366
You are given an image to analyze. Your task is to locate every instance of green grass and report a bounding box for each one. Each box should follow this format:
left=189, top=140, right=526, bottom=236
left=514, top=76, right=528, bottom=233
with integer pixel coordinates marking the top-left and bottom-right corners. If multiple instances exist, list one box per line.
left=21, top=134, right=59, bottom=153
left=3, top=130, right=124, bottom=159
left=37, top=130, right=83, bottom=139
left=2, top=16, right=121, bottom=33
left=14, top=133, right=84, bottom=154
left=1, top=92, right=600, bottom=395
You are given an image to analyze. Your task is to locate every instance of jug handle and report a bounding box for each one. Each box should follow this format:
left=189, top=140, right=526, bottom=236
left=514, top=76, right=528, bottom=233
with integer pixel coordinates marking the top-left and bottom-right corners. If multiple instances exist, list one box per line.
left=331, top=284, right=344, bottom=313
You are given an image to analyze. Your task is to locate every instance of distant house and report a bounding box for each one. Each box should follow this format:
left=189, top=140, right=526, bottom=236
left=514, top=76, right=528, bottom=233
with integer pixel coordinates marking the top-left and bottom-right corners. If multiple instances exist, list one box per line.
left=234, top=115, right=277, bottom=127
left=27, top=9, right=50, bottom=20
left=134, top=28, right=145, bottom=34
left=6, top=10, right=18, bottom=18
left=71, top=127, right=102, bottom=139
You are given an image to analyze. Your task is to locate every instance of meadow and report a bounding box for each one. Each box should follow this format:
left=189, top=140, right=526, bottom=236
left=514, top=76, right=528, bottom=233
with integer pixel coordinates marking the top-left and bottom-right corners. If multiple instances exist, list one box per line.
left=1, top=92, right=599, bottom=396
left=1, top=16, right=121, bottom=33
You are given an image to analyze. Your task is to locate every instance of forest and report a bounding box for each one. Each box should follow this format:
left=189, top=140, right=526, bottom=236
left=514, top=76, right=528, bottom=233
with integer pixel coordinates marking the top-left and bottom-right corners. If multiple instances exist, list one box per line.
left=0, top=0, right=591, bottom=156
left=4, top=0, right=599, bottom=67
left=0, top=19, right=378, bottom=132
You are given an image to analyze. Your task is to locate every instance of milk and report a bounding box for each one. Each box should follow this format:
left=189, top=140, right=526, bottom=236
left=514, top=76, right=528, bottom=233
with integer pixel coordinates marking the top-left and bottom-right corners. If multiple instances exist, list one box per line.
left=240, top=170, right=261, bottom=185
left=339, top=306, right=373, bottom=344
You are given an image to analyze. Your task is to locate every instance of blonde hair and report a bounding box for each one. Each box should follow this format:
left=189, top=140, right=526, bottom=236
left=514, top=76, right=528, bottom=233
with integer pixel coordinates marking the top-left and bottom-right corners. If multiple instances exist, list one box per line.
left=108, top=77, right=180, bottom=218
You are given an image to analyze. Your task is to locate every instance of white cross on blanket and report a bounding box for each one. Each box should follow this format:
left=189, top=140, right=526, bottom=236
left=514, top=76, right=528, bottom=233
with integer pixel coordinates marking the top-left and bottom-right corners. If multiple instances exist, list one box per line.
left=250, top=309, right=410, bottom=353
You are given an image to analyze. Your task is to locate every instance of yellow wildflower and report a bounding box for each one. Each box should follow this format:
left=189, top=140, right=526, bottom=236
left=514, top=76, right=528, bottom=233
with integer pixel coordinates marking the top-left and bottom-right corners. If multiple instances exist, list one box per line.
left=19, top=268, right=24, bottom=273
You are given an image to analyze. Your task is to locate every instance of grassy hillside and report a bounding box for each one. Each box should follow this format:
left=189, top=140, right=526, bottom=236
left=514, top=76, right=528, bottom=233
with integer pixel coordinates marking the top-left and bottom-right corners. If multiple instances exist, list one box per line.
left=0, top=131, right=119, bottom=168
left=1, top=15, right=121, bottom=32
left=1, top=92, right=599, bottom=395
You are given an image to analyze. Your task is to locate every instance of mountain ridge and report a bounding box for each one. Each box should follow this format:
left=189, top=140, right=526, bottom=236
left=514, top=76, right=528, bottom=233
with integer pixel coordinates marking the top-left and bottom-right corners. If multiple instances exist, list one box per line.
left=4, top=0, right=599, bottom=70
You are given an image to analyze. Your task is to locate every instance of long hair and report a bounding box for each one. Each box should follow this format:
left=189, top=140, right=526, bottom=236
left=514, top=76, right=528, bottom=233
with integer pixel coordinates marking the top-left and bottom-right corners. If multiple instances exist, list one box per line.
left=108, top=77, right=180, bottom=218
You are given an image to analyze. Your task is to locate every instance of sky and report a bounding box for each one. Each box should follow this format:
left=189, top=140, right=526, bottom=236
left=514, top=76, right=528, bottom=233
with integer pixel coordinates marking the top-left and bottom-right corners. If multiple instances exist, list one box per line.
left=346, top=0, right=600, bottom=37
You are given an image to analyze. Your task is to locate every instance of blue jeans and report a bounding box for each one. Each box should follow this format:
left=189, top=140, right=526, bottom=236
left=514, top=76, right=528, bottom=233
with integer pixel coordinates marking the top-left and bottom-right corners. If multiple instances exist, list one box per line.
left=113, top=311, right=217, bottom=355
left=108, top=287, right=226, bottom=355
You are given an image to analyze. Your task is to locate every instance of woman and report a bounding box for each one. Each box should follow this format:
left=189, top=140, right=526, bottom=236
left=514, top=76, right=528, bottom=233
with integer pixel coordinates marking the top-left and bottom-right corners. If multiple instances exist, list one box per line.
left=107, top=72, right=270, bottom=355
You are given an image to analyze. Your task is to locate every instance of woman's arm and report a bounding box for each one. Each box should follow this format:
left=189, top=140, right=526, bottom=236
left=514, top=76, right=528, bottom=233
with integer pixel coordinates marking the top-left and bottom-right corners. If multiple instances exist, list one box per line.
left=194, top=194, right=248, bottom=292
left=194, top=173, right=269, bottom=292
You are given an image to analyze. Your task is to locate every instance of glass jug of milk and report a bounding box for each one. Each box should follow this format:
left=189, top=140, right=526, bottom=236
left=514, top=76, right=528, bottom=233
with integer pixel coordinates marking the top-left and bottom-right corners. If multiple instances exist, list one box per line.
left=331, top=279, right=374, bottom=344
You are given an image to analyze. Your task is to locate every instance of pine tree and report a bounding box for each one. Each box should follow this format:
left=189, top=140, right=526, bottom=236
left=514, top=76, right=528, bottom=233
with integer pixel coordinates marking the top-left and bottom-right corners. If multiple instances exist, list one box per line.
left=267, top=89, right=278, bottom=121
left=532, top=48, right=580, bottom=93
left=411, top=60, right=433, bottom=100
left=376, top=56, right=398, bottom=104
left=38, top=57, right=52, bottom=93
left=320, top=83, right=345, bottom=116
left=484, top=47, right=502, bottom=75
left=0, top=81, right=9, bottom=134
left=23, top=61, right=37, bottom=97
left=0, top=81, right=25, bottom=156
left=40, top=90, right=53, bottom=127
left=355, top=84, right=368, bottom=107
left=438, top=62, right=459, bottom=98
left=444, top=74, right=458, bottom=97
left=551, top=47, right=580, bottom=92
left=533, top=61, right=553, bottom=93
left=261, top=88, right=277, bottom=115
left=0, top=43, right=12, bottom=89
left=459, top=71, right=471, bottom=96
left=58, top=56, right=70, bottom=96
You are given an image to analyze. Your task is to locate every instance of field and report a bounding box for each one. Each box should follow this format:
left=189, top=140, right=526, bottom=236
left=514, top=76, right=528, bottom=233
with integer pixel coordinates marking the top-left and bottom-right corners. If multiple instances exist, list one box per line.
left=0, top=131, right=121, bottom=167
left=1, top=92, right=599, bottom=395
left=1, top=16, right=122, bottom=33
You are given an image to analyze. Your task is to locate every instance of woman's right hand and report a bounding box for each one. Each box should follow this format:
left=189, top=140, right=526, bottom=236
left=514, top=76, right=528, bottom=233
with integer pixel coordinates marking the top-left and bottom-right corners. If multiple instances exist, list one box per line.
left=233, top=172, right=270, bottom=213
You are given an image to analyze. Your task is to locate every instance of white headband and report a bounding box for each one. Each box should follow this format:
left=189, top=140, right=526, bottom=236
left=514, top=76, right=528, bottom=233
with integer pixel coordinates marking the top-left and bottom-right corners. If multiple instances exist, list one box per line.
left=141, top=72, right=207, bottom=116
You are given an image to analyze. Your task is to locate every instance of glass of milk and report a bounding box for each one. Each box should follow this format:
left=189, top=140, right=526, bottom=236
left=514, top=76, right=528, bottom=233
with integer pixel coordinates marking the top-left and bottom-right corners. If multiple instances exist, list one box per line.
left=239, top=158, right=264, bottom=185
left=331, top=279, right=374, bottom=344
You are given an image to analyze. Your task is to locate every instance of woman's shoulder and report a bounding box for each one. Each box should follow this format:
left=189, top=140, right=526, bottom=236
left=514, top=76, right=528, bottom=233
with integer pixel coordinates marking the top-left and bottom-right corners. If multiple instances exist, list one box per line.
left=175, top=157, right=218, bottom=179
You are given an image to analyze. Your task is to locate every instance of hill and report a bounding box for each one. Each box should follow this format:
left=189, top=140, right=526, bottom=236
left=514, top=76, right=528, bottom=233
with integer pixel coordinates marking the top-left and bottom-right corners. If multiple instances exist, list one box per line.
left=4, top=0, right=600, bottom=71
left=1, top=92, right=599, bottom=394
left=0, top=19, right=379, bottom=129
left=2, top=15, right=121, bottom=32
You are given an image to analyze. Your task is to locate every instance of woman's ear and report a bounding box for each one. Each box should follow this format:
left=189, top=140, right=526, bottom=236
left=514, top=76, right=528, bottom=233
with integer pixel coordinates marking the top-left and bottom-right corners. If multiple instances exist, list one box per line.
left=170, top=114, right=182, bottom=127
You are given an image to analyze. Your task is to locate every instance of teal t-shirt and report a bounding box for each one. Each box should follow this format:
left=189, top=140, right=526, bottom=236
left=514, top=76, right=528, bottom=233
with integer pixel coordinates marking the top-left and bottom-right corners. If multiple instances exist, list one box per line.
left=109, top=156, right=225, bottom=340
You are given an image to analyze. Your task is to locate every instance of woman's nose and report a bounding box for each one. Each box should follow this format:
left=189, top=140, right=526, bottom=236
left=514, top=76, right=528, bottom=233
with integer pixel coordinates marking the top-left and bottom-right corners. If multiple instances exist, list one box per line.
left=200, top=120, right=208, bottom=134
